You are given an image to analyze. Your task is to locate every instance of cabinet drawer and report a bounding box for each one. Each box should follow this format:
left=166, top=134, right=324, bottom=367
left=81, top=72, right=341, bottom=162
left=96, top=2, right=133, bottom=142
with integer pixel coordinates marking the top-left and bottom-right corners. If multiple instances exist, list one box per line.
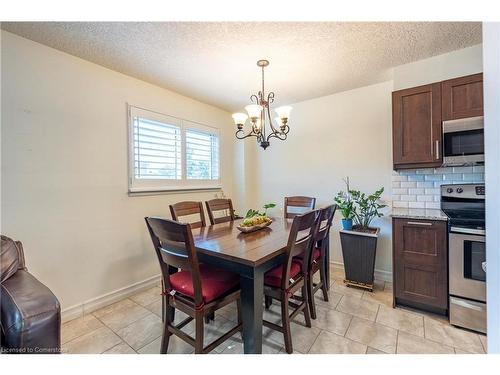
left=392, top=218, right=448, bottom=312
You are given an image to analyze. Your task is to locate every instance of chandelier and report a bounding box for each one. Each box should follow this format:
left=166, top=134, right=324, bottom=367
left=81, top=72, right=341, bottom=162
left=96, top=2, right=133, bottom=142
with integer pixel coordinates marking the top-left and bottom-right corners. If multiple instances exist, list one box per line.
left=231, top=60, right=292, bottom=150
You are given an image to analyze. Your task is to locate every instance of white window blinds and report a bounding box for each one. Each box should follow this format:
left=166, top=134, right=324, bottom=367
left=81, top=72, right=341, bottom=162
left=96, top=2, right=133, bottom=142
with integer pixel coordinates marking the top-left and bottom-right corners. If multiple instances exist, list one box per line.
left=128, top=106, right=221, bottom=193
left=186, top=129, right=220, bottom=180
left=133, top=117, right=182, bottom=180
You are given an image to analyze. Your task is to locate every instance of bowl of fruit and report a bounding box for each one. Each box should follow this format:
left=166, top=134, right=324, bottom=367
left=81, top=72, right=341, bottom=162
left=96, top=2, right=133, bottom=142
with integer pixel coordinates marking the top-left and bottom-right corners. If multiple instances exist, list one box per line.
left=237, top=203, right=275, bottom=233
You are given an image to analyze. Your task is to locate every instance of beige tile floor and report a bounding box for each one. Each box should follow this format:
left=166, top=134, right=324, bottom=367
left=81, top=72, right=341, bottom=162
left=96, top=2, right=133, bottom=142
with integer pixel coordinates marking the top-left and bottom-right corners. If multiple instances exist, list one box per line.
left=61, top=268, right=487, bottom=354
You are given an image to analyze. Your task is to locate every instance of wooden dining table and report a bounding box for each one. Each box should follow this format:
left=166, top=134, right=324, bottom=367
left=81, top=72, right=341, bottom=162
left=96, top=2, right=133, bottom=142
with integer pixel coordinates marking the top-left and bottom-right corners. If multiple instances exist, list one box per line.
left=191, top=217, right=330, bottom=354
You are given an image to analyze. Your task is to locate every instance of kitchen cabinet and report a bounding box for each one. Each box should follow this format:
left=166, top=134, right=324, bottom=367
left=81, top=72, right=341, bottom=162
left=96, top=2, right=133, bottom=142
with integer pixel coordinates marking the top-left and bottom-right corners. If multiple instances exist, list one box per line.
left=392, top=83, right=442, bottom=169
left=392, top=218, right=448, bottom=314
left=442, top=73, right=483, bottom=121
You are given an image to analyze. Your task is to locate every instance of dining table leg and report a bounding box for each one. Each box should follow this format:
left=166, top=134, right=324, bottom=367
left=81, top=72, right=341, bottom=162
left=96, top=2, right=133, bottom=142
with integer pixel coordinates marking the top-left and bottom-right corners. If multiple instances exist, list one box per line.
left=240, top=270, right=264, bottom=354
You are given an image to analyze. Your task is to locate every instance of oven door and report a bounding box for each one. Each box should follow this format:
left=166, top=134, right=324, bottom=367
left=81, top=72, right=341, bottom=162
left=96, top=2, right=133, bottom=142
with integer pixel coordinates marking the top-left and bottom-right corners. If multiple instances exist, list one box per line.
left=449, top=230, right=486, bottom=302
left=443, top=116, right=484, bottom=166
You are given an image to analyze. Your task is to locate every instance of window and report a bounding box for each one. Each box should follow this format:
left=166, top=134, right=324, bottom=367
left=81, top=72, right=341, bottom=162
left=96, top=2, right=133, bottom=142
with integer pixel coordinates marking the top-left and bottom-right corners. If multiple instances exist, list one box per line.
left=128, top=106, right=221, bottom=193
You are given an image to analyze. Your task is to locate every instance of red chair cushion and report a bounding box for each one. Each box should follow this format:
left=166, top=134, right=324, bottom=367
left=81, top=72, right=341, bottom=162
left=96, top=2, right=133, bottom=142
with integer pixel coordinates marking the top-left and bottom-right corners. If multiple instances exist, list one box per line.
left=264, top=261, right=302, bottom=288
left=294, top=247, right=321, bottom=262
left=169, top=264, right=239, bottom=303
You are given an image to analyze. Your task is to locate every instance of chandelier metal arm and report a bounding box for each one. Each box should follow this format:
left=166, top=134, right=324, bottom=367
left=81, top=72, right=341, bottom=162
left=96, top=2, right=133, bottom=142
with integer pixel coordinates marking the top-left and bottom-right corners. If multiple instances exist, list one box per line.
left=233, top=59, right=291, bottom=150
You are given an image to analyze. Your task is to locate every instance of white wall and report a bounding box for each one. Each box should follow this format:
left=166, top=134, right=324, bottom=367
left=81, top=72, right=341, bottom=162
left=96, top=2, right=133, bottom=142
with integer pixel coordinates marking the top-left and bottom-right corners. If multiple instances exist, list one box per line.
left=253, top=44, right=484, bottom=276
left=254, top=81, right=394, bottom=274
left=483, top=22, right=500, bottom=354
left=393, top=44, right=483, bottom=90
left=0, top=31, right=242, bottom=312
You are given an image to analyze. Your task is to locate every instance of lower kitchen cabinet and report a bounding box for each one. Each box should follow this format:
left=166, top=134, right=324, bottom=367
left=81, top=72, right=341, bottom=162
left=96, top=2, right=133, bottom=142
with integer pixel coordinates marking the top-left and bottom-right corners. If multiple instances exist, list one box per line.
left=392, top=218, right=448, bottom=315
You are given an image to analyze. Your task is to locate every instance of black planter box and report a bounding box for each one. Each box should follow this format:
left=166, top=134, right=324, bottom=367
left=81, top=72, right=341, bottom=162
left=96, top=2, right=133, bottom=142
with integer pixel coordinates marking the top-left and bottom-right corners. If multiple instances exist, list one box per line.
left=339, top=227, right=380, bottom=291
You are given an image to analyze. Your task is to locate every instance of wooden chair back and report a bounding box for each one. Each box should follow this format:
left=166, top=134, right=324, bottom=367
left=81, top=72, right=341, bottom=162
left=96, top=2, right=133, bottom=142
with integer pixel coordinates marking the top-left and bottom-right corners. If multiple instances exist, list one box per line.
left=145, top=217, right=203, bottom=307
left=280, top=210, right=320, bottom=290
left=169, top=201, right=206, bottom=229
left=284, top=196, right=316, bottom=218
left=205, top=198, right=235, bottom=225
left=314, top=204, right=337, bottom=243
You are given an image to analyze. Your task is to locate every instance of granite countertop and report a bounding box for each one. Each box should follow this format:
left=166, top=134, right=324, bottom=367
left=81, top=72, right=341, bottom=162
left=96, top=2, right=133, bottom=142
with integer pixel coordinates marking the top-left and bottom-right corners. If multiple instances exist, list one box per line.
left=390, top=208, right=449, bottom=221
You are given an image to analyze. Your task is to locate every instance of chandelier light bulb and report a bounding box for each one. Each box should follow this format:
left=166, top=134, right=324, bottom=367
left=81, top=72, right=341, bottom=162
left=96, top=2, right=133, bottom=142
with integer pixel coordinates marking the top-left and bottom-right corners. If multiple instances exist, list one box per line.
left=245, top=104, right=263, bottom=119
left=232, top=112, right=248, bottom=126
left=254, top=119, right=262, bottom=132
left=275, top=105, right=292, bottom=120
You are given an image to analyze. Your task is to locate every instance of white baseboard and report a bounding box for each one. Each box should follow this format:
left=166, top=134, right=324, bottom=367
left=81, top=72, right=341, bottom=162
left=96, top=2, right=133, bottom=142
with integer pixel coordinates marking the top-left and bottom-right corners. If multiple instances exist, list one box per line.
left=61, top=274, right=161, bottom=323
left=330, top=261, right=393, bottom=283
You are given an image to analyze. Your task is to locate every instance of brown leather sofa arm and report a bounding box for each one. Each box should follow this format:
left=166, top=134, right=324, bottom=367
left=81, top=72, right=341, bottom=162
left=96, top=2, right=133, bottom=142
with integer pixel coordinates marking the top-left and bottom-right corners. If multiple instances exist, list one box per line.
left=1, top=270, right=61, bottom=354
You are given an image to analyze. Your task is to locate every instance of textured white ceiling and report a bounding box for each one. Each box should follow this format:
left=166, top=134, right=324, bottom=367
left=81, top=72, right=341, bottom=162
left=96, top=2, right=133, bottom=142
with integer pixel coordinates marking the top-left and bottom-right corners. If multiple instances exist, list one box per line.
left=1, top=22, right=482, bottom=111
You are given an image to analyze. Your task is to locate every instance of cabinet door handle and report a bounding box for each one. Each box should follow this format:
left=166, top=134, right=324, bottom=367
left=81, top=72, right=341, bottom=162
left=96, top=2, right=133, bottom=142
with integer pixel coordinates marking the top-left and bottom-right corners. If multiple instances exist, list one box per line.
left=435, top=140, right=440, bottom=160
left=407, top=221, right=432, bottom=226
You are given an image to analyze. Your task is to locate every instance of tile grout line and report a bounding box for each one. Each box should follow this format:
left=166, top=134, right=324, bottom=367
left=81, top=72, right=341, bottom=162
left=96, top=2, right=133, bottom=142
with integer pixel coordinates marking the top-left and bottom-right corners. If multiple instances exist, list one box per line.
left=105, top=341, right=137, bottom=354
left=395, top=329, right=399, bottom=354
left=307, top=328, right=323, bottom=354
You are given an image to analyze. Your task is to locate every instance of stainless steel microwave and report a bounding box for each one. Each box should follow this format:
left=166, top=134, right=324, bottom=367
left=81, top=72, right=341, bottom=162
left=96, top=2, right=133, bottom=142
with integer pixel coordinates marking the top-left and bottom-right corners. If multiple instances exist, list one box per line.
left=442, top=116, right=484, bottom=167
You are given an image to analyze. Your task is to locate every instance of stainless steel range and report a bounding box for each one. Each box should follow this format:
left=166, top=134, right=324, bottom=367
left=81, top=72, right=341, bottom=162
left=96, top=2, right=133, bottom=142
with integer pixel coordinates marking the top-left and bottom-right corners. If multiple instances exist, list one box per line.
left=441, top=183, right=486, bottom=333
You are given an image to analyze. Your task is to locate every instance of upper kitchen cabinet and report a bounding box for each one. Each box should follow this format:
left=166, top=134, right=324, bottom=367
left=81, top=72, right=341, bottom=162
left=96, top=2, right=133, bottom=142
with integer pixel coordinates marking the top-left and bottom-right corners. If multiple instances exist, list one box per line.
left=442, top=73, right=483, bottom=121
left=392, top=83, right=442, bottom=169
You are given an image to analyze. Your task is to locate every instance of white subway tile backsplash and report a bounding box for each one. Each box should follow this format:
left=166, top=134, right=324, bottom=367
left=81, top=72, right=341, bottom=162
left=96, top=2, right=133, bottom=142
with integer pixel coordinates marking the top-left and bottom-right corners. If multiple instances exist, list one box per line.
left=392, top=201, right=409, bottom=208
left=417, top=181, right=434, bottom=188
left=417, top=195, right=434, bottom=202
left=392, top=175, right=408, bottom=182
left=408, top=202, right=426, bottom=209
left=392, top=166, right=484, bottom=209
left=407, top=175, right=425, bottom=182
left=425, top=202, right=440, bottom=209
left=462, top=173, right=476, bottom=181
left=408, top=188, right=425, bottom=195
left=416, top=168, right=435, bottom=175
left=425, top=174, right=444, bottom=181
left=425, top=188, right=440, bottom=195
left=400, top=195, right=417, bottom=202
left=401, top=181, right=417, bottom=188
left=393, top=188, right=408, bottom=195
left=453, top=166, right=473, bottom=173
left=437, top=167, right=454, bottom=174
left=443, top=173, right=461, bottom=181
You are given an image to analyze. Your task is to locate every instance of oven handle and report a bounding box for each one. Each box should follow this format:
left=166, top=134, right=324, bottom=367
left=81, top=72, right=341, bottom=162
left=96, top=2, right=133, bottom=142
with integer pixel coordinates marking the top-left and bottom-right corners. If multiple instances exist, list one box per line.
left=450, top=297, right=484, bottom=311
left=450, top=226, right=486, bottom=236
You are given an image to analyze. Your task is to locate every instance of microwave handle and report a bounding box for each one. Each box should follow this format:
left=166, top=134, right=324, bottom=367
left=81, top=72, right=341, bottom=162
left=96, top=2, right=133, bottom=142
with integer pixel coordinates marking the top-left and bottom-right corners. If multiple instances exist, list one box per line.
left=435, top=140, right=440, bottom=160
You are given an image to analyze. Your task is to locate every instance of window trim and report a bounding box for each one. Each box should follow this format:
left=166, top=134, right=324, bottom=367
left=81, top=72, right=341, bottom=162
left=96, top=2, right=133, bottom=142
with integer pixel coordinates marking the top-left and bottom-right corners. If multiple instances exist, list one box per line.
left=128, top=105, right=222, bottom=193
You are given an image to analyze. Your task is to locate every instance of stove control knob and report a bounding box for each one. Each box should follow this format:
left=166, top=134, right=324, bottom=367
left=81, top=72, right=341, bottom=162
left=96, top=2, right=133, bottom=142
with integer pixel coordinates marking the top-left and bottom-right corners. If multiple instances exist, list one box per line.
left=457, top=187, right=464, bottom=193
left=446, top=188, right=454, bottom=193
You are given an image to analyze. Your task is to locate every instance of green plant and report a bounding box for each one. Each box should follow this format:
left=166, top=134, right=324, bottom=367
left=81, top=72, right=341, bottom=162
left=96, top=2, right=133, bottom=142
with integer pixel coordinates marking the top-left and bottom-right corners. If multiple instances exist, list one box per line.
left=245, top=203, right=276, bottom=218
left=334, top=177, right=355, bottom=220
left=334, top=192, right=355, bottom=220
left=350, top=187, right=387, bottom=230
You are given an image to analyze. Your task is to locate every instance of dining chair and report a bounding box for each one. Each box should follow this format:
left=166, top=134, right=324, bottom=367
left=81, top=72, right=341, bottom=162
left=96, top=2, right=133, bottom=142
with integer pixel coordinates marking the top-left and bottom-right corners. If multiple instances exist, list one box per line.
left=145, top=217, right=242, bottom=354
left=205, top=198, right=235, bottom=225
left=301, top=204, right=337, bottom=319
left=262, top=210, right=319, bottom=354
left=284, top=196, right=316, bottom=218
left=169, top=201, right=206, bottom=229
